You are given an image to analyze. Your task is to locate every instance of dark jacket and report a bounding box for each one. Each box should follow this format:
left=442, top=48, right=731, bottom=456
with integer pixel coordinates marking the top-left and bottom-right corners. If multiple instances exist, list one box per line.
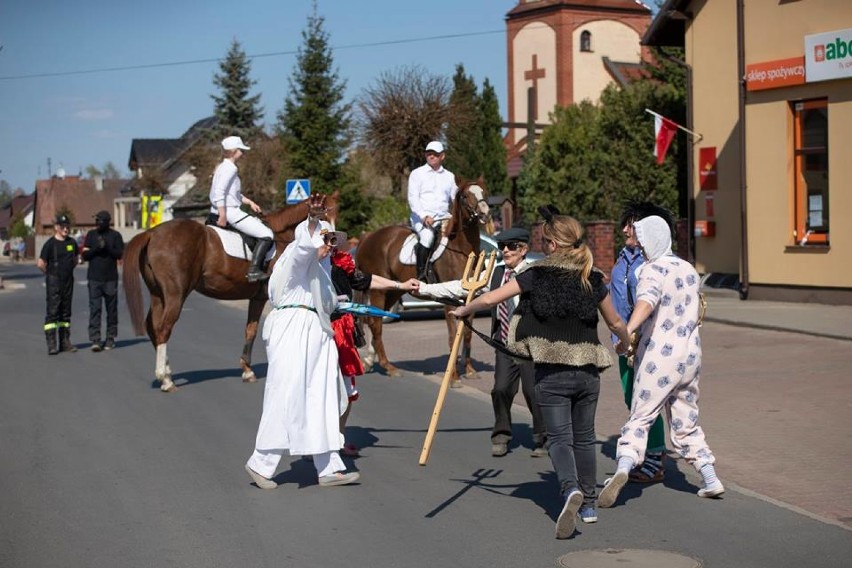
left=82, top=228, right=124, bottom=281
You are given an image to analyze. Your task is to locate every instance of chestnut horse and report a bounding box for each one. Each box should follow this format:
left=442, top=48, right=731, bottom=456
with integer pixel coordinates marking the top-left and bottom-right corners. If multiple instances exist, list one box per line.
left=123, top=194, right=339, bottom=392
left=355, top=178, right=491, bottom=379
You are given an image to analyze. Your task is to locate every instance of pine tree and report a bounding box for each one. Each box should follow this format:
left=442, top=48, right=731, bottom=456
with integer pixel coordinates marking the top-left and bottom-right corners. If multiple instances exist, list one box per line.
left=444, top=65, right=479, bottom=181
left=276, top=5, right=351, bottom=196
left=476, top=79, right=509, bottom=197
left=211, top=39, right=263, bottom=141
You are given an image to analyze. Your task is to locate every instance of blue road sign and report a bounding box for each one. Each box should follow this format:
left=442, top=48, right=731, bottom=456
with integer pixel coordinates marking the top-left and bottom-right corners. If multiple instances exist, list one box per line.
left=285, top=179, right=311, bottom=204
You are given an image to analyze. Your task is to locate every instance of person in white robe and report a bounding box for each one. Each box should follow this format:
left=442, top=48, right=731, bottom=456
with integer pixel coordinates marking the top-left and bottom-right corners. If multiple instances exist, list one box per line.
left=245, top=195, right=360, bottom=488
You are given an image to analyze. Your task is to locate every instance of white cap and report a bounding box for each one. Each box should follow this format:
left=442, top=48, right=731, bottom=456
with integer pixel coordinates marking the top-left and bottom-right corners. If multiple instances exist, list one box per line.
left=425, top=141, right=444, bottom=153
left=221, top=136, right=250, bottom=151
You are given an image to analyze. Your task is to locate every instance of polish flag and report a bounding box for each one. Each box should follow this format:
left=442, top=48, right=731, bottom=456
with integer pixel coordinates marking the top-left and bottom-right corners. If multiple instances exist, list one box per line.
left=654, top=115, right=678, bottom=165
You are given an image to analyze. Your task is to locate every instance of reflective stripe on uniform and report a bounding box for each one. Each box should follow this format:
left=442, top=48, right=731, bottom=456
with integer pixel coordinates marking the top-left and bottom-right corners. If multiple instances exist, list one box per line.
left=44, top=322, right=58, bottom=331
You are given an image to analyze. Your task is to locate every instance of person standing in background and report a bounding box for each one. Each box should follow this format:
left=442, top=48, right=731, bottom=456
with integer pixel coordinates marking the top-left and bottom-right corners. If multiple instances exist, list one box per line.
left=37, top=215, right=79, bottom=355
left=82, top=210, right=125, bottom=351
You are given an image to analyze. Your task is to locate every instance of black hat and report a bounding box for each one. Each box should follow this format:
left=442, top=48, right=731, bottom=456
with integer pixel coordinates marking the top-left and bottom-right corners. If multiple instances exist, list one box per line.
left=95, top=210, right=111, bottom=222
left=495, top=227, right=530, bottom=244
left=54, top=214, right=71, bottom=226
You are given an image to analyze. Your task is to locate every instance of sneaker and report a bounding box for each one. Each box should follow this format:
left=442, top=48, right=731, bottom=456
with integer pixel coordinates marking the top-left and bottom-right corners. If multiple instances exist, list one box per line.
left=318, top=471, right=360, bottom=487
left=698, top=482, right=725, bottom=498
left=555, top=489, right=583, bottom=539
left=244, top=464, right=277, bottom=489
left=578, top=505, right=598, bottom=523
left=491, top=443, right=508, bottom=457
left=598, top=470, right=628, bottom=508
left=530, top=445, right=548, bottom=458
left=91, top=342, right=103, bottom=352
left=629, top=454, right=665, bottom=483
left=103, top=339, right=115, bottom=351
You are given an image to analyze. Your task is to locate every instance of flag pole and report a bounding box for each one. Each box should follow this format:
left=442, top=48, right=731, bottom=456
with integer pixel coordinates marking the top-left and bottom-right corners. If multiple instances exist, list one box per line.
left=645, top=108, right=703, bottom=143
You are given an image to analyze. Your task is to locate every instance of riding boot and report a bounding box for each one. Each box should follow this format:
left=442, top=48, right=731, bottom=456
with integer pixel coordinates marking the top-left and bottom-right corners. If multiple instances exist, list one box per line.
left=59, top=327, right=77, bottom=353
left=247, top=238, right=273, bottom=283
left=46, top=329, right=59, bottom=356
left=414, top=244, right=432, bottom=282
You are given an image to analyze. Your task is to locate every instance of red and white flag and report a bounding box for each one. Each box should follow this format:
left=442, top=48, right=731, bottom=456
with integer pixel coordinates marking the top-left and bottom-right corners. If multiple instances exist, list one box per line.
left=653, top=115, right=677, bottom=165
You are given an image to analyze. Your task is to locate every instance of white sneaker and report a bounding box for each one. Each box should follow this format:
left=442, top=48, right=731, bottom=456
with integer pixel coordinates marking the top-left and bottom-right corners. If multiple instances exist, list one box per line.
left=555, top=489, right=583, bottom=539
left=698, top=482, right=725, bottom=498
left=598, top=470, right=629, bottom=508
left=318, top=471, right=360, bottom=487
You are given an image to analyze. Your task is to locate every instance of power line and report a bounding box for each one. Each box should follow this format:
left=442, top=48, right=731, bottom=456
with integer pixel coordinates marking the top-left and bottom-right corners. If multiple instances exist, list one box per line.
left=0, top=29, right=505, bottom=81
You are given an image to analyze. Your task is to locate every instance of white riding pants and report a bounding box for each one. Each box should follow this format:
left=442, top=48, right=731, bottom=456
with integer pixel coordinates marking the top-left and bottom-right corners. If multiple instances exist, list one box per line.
left=226, top=207, right=273, bottom=239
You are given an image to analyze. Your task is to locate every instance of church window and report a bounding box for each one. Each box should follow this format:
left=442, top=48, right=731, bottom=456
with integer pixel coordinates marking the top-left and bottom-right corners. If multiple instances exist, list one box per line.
left=580, top=30, right=592, bottom=52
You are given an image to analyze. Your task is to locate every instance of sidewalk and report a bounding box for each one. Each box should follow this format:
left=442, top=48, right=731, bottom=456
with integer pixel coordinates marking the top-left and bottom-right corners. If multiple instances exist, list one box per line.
left=701, top=287, right=852, bottom=341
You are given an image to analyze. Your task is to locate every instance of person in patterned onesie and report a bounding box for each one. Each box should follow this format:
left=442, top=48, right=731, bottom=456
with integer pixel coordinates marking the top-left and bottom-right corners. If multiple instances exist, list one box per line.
left=598, top=215, right=724, bottom=509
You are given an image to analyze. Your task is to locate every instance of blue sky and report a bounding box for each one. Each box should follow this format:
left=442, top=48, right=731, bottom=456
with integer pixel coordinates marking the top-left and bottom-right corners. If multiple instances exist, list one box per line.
left=0, top=0, right=518, bottom=192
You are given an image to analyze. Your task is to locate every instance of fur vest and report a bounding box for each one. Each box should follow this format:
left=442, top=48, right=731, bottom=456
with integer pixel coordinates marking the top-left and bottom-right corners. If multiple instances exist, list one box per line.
left=507, top=252, right=612, bottom=370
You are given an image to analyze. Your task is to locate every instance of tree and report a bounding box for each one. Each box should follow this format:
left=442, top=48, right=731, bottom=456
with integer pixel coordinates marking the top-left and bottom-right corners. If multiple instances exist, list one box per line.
left=276, top=5, right=351, bottom=198
left=475, top=78, right=510, bottom=197
left=516, top=102, right=607, bottom=223
left=357, top=65, right=452, bottom=194
left=211, top=39, right=264, bottom=141
left=102, top=162, right=122, bottom=179
left=0, top=180, right=13, bottom=208
left=444, top=64, right=480, bottom=180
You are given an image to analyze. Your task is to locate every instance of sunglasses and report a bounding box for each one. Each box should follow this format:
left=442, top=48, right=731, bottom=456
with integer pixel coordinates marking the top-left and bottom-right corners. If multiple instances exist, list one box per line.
left=323, top=231, right=347, bottom=247
left=500, top=241, right=525, bottom=251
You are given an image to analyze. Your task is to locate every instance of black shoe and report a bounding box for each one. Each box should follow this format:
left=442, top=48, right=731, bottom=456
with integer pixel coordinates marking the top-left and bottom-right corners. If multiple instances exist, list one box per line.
left=103, top=339, right=115, bottom=351
left=91, top=342, right=103, bottom=352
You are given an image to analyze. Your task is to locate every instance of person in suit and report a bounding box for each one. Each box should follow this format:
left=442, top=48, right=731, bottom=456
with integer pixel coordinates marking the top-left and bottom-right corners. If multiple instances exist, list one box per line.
left=417, top=227, right=547, bottom=457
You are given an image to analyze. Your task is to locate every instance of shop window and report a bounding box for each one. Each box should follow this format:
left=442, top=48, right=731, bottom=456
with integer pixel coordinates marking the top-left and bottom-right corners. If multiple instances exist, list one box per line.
left=580, top=31, right=592, bottom=52
left=792, top=99, right=828, bottom=245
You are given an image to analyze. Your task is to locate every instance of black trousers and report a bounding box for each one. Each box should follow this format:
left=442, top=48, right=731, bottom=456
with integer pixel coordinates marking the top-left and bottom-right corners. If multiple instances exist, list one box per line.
left=491, top=350, right=546, bottom=447
left=88, top=280, right=118, bottom=342
left=45, top=275, right=73, bottom=328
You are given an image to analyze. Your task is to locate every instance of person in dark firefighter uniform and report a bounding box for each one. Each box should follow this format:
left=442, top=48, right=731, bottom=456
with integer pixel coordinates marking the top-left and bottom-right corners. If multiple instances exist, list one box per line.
left=82, top=210, right=125, bottom=351
left=37, top=214, right=79, bottom=355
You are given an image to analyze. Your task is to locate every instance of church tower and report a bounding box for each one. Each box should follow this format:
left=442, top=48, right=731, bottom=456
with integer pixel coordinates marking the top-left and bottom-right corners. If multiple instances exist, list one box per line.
left=505, top=0, right=652, bottom=167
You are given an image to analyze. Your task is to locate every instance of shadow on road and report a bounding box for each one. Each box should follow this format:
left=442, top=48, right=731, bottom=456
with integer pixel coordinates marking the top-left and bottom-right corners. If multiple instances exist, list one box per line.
left=158, top=362, right=268, bottom=389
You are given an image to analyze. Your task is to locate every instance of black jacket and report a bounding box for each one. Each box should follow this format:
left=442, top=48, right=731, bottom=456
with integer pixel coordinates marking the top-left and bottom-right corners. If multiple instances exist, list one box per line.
left=82, top=228, right=124, bottom=281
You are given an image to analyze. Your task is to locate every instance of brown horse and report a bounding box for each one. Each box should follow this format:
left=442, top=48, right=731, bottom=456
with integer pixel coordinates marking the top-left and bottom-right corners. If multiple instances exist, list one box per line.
left=355, top=178, right=491, bottom=378
left=123, top=194, right=339, bottom=392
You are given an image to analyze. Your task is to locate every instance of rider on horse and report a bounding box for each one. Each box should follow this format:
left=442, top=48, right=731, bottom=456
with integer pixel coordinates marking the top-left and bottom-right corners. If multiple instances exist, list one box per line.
left=209, top=135, right=274, bottom=282
left=407, top=140, right=458, bottom=281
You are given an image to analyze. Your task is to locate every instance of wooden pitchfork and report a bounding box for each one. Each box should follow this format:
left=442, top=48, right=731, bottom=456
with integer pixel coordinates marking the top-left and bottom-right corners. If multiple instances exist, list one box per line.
left=419, top=249, right=497, bottom=466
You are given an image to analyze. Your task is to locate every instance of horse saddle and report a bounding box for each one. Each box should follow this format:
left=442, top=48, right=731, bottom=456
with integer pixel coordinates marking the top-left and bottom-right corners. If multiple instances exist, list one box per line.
left=205, top=216, right=275, bottom=262
left=398, top=234, right=448, bottom=266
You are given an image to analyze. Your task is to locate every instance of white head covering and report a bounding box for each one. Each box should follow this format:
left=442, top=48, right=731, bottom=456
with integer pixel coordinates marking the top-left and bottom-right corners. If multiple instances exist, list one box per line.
left=269, top=219, right=338, bottom=335
left=634, top=215, right=672, bottom=262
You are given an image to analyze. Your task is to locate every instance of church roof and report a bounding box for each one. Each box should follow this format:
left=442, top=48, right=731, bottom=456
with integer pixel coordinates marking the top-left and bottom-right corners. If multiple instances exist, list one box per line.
left=507, top=0, right=651, bottom=19
left=603, top=57, right=647, bottom=87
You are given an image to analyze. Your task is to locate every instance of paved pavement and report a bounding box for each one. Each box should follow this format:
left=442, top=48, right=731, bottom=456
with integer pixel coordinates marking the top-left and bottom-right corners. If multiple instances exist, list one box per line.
left=700, top=287, right=852, bottom=342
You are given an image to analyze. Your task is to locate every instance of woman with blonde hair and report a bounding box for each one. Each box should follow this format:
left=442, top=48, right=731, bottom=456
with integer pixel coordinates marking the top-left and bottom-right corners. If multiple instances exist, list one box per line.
left=452, top=206, right=630, bottom=539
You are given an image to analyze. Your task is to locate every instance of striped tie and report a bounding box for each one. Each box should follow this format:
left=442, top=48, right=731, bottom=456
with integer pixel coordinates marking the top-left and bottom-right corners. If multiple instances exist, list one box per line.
left=497, top=268, right=514, bottom=343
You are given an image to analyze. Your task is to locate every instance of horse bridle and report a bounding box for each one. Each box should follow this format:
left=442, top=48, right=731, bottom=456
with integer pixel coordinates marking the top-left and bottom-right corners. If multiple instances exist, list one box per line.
left=458, top=185, right=489, bottom=227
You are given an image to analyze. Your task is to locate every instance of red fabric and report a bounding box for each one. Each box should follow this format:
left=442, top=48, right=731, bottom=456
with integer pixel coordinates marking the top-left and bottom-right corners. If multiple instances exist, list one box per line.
left=654, top=115, right=678, bottom=165
left=332, top=314, right=364, bottom=377
left=331, top=250, right=356, bottom=275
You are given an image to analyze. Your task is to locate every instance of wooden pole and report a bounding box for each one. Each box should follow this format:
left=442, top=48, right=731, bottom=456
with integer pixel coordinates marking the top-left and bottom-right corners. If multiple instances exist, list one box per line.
left=419, top=250, right=497, bottom=466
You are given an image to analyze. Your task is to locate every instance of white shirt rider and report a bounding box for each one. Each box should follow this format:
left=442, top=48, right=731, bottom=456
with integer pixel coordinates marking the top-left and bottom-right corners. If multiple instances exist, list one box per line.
left=407, top=141, right=457, bottom=249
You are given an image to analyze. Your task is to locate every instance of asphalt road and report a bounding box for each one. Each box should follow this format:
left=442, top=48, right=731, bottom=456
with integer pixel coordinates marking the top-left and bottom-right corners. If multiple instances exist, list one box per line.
left=1, top=261, right=850, bottom=568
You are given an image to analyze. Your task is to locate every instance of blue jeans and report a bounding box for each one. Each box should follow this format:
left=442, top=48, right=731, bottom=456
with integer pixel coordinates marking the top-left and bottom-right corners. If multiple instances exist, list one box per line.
left=535, top=364, right=600, bottom=506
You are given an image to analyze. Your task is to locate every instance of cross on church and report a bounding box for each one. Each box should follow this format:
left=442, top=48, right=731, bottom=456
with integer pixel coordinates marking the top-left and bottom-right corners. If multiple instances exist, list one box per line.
left=524, top=54, right=546, bottom=121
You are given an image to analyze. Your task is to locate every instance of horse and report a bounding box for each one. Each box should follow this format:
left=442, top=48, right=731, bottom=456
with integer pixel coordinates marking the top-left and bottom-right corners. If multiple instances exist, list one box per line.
left=123, top=193, right=339, bottom=392
left=355, top=177, right=491, bottom=379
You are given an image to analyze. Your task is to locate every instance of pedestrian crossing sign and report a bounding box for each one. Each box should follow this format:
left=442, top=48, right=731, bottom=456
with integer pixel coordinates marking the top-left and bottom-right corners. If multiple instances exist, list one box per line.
left=285, top=179, right=311, bottom=204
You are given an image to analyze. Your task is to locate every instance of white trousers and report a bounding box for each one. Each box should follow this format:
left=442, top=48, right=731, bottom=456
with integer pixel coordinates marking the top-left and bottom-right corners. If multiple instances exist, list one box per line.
left=226, top=207, right=273, bottom=239
left=247, top=449, right=345, bottom=479
left=410, top=214, right=449, bottom=248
